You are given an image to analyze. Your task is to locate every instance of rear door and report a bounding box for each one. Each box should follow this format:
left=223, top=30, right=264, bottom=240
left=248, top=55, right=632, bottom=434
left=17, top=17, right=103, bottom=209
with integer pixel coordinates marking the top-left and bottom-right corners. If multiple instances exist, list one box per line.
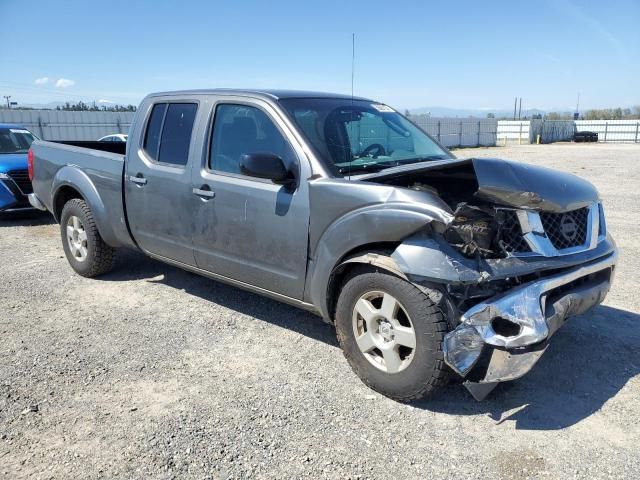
left=191, top=97, right=311, bottom=299
left=125, top=97, right=201, bottom=264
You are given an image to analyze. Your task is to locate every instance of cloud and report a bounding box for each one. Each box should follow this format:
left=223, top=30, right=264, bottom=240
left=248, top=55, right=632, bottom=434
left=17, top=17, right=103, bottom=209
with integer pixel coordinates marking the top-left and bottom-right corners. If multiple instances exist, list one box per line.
left=34, top=77, right=49, bottom=85
left=55, top=78, right=76, bottom=88
left=98, top=99, right=115, bottom=104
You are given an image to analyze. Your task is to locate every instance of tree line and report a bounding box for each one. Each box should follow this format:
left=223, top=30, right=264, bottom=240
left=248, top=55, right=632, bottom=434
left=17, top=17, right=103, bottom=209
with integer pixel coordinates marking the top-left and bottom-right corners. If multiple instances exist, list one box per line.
left=54, top=101, right=137, bottom=112
left=405, top=106, right=640, bottom=121
left=542, top=107, right=640, bottom=121
left=503, top=106, right=640, bottom=121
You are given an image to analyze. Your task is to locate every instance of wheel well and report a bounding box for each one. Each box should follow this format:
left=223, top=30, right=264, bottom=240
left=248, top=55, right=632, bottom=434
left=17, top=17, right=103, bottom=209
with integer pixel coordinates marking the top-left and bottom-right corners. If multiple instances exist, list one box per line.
left=53, top=186, right=84, bottom=221
left=326, top=242, right=400, bottom=322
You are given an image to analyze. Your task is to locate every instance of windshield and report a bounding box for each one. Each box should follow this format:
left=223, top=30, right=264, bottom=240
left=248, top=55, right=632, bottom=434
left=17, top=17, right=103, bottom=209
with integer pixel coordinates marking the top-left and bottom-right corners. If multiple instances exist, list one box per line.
left=0, top=127, right=36, bottom=154
left=279, top=98, right=452, bottom=176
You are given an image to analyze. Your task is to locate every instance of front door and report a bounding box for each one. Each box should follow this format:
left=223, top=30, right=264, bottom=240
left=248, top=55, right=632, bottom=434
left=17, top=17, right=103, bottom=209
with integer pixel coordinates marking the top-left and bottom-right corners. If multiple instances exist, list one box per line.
left=191, top=99, right=310, bottom=299
left=125, top=100, right=199, bottom=265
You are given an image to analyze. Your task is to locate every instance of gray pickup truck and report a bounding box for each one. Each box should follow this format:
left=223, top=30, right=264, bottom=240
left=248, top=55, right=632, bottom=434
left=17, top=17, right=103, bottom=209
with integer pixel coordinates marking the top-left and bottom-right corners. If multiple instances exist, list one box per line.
left=28, top=89, right=617, bottom=401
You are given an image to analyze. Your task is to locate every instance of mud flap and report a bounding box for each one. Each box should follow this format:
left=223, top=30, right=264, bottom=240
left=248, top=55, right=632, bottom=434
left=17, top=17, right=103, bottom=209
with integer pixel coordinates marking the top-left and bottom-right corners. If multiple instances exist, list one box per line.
left=463, top=381, right=498, bottom=401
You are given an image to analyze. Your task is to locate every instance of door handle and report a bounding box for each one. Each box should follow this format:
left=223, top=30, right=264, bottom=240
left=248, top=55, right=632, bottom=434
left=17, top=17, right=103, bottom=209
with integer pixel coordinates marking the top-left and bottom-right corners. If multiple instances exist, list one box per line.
left=129, top=175, right=147, bottom=185
left=193, top=187, right=215, bottom=199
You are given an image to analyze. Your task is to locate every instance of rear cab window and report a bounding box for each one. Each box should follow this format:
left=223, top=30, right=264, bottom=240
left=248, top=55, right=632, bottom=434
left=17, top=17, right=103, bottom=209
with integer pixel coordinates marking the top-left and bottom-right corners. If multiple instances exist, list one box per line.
left=143, top=102, right=197, bottom=166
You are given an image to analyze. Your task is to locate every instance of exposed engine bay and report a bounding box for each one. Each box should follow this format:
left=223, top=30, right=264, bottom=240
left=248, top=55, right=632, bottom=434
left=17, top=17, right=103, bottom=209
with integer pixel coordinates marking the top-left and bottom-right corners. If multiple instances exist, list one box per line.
left=361, top=157, right=601, bottom=260
left=365, top=164, right=517, bottom=260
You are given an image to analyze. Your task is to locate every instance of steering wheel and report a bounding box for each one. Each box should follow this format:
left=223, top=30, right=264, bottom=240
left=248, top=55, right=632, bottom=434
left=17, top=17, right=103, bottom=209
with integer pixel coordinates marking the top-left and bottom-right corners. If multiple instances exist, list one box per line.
left=360, top=143, right=386, bottom=158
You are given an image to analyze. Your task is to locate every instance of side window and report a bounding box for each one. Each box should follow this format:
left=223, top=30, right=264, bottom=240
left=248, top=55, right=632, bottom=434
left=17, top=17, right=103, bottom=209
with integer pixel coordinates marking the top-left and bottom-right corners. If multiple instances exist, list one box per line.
left=142, top=102, right=197, bottom=166
left=209, top=104, right=295, bottom=174
left=143, top=103, right=167, bottom=161
left=158, top=103, right=198, bottom=166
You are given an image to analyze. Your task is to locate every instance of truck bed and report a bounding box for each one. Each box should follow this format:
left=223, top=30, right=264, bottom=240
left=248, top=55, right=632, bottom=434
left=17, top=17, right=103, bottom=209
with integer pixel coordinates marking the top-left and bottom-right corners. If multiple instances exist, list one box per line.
left=55, top=140, right=127, bottom=155
left=30, top=140, right=134, bottom=248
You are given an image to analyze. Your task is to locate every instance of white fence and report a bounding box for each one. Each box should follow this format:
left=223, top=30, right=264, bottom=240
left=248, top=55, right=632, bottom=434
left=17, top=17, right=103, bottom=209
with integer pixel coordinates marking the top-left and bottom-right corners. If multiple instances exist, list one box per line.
left=575, top=120, right=640, bottom=143
left=2, top=109, right=638, bottom=145
left=497, top=119, right=640, bottom=144
left=412, top=118, right=497, bottom=147
left=0, top=109, right=134, bottom=141
left=496, top=121, right=530, bottom=144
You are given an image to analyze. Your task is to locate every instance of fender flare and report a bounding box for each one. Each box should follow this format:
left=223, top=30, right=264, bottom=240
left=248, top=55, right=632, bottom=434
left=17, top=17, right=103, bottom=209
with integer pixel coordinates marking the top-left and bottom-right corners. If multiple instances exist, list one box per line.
left=304, top=205, right=451, bottom=320
left=52, top=166, right=122, bottom=247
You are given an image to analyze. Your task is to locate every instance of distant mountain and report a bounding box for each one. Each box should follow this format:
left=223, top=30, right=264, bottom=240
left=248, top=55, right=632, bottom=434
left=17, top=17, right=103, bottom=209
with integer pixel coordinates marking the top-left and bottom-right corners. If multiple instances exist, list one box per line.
left=408, top=106, right=547, bottom=119
left=14, top=101, right=68, bottom=110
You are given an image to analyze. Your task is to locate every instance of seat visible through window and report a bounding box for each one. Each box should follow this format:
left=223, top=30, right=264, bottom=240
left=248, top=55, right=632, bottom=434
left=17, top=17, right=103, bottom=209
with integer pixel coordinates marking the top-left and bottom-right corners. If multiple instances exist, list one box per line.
left=210, top=104, right=295, bottom=174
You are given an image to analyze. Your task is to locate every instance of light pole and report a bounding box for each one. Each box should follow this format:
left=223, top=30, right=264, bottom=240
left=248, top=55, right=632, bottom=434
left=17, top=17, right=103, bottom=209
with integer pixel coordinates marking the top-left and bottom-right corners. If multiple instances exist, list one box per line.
left=3, top=95, right=11, bottom=109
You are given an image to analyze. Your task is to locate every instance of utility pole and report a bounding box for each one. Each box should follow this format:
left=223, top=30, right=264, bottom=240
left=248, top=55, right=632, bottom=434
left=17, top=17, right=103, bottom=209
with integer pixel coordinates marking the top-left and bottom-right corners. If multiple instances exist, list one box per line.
left=3, top=95, right=11, bottom=109
left=513, top=97, right=517, bottom=120
left=518, top=97, right=522, bottom=120
left=572, top=93, right=581, bottom=120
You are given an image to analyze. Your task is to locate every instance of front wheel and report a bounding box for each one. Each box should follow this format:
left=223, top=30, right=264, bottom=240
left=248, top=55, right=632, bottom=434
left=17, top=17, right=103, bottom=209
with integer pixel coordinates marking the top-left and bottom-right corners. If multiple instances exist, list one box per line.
left=335, top=270, right=450, bottom=401
left=60, top=198, right=115, bottom=277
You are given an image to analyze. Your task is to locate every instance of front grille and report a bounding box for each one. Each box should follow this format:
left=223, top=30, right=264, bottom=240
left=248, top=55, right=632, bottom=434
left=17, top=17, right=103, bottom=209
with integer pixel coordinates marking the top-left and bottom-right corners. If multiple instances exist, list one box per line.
left=540, top=207, right=589, bottom=250
left=7, top=169, right=33, bottom=195
left=498, top=210, right=531, bottom=253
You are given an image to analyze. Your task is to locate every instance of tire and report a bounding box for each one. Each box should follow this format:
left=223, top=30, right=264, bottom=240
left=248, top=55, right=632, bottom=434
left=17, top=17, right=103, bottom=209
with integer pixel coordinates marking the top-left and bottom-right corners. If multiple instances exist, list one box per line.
left=60, top=198, right=115, bottom=277
left=335, top=269, right=449, bottom=402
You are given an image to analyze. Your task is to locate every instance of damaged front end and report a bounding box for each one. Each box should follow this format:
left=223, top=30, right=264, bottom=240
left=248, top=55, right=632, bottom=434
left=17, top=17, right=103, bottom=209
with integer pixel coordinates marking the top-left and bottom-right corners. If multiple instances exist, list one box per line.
left=442, top=253, right=615, bottom=400
left=356, top=157, right=618, bottom=400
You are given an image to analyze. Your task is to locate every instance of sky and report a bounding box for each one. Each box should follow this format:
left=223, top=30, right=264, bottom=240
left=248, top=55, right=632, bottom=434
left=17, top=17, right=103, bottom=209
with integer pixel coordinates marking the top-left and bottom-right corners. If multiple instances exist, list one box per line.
left=1, top=0, right=638, bottom=112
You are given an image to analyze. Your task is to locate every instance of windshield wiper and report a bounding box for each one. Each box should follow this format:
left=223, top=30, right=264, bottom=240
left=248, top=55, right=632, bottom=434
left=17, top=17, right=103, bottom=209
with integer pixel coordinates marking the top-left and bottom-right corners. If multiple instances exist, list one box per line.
left=337, top=163, right=390, bottom=174
left=374, top=155, right=450, bottom=168
left=338, top=155, right=451, bottom=175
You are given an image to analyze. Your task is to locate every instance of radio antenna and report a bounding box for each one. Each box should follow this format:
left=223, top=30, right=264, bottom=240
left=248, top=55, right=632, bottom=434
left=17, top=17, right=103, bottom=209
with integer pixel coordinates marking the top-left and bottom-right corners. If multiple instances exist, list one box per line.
left=348, top=33, right=355, bottom=180
left=351, top=33, right=355, bottom=102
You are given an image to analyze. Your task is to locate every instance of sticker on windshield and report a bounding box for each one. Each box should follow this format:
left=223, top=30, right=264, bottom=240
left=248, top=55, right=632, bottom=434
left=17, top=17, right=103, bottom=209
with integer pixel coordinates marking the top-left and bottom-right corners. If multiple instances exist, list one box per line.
left=9, top=129, right=31, bottom=134
left=371, top=104, right=395, bottom=113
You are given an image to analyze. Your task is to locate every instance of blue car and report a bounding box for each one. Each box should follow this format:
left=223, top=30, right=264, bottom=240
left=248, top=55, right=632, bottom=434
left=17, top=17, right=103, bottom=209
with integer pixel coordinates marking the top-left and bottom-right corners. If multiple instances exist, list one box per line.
left=0, top=124, right=38, bottom=212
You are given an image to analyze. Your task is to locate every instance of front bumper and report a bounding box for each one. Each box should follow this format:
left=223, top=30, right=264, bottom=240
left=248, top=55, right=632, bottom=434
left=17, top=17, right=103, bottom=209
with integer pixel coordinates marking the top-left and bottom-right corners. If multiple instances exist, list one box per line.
left=443, top=250, right=617, bottom=398
left=0, top=177, right=32, bottom=212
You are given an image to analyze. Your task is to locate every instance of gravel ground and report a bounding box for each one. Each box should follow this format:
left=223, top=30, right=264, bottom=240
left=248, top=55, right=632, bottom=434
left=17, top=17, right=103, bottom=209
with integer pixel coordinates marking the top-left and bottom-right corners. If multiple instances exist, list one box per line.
left=1, top=143, right=639, bottom=479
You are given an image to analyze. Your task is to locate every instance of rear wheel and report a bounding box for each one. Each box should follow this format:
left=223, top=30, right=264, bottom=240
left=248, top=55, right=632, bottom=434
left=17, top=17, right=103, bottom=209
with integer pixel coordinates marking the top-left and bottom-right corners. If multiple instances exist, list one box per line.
left=60, top=198, right=115, bottom=277
left=335, top=270, right=449, bottom=401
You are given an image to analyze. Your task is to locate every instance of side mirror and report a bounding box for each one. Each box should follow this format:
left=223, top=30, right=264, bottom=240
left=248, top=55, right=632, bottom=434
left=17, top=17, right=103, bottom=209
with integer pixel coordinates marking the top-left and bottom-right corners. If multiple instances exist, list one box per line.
left=240, top=153, right=295, bottom=186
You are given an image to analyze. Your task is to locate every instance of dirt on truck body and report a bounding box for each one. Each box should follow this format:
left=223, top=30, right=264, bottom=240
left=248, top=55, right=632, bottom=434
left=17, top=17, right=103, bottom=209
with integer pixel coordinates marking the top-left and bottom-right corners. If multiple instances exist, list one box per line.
left=28, top=89, right=617, bottom=401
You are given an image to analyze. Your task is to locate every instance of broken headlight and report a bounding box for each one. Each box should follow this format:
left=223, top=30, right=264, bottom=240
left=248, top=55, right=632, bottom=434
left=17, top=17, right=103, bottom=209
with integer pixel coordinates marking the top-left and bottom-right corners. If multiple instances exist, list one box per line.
left=443, top=324, right=484, bottom=376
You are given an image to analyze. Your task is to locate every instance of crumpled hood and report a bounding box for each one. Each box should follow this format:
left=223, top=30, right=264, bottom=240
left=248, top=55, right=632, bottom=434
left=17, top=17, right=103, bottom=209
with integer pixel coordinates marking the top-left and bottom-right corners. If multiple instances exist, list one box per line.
left=470, top=157, right=599, bottom=211
left=0, top=153, right=28, bottom=173
left=358, top=157, right=600, bottom=212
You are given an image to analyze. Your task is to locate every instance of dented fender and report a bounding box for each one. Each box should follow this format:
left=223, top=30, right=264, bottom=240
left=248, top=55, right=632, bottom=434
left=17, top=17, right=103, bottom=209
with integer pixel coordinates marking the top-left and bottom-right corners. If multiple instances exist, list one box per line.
left=304, top=177, right=454, bottom=319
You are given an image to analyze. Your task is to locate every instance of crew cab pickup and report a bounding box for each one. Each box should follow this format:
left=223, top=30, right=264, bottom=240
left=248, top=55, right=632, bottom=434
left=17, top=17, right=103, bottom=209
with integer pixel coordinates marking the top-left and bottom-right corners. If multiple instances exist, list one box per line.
left=28, top=90, right=617, bottom=401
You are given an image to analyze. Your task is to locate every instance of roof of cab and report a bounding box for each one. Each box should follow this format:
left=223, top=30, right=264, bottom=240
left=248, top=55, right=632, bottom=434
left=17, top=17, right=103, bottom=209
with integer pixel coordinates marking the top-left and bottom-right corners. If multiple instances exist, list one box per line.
left=147, top=89, right=372, bottom=102
left=0, top=123, right=26, bottom=129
